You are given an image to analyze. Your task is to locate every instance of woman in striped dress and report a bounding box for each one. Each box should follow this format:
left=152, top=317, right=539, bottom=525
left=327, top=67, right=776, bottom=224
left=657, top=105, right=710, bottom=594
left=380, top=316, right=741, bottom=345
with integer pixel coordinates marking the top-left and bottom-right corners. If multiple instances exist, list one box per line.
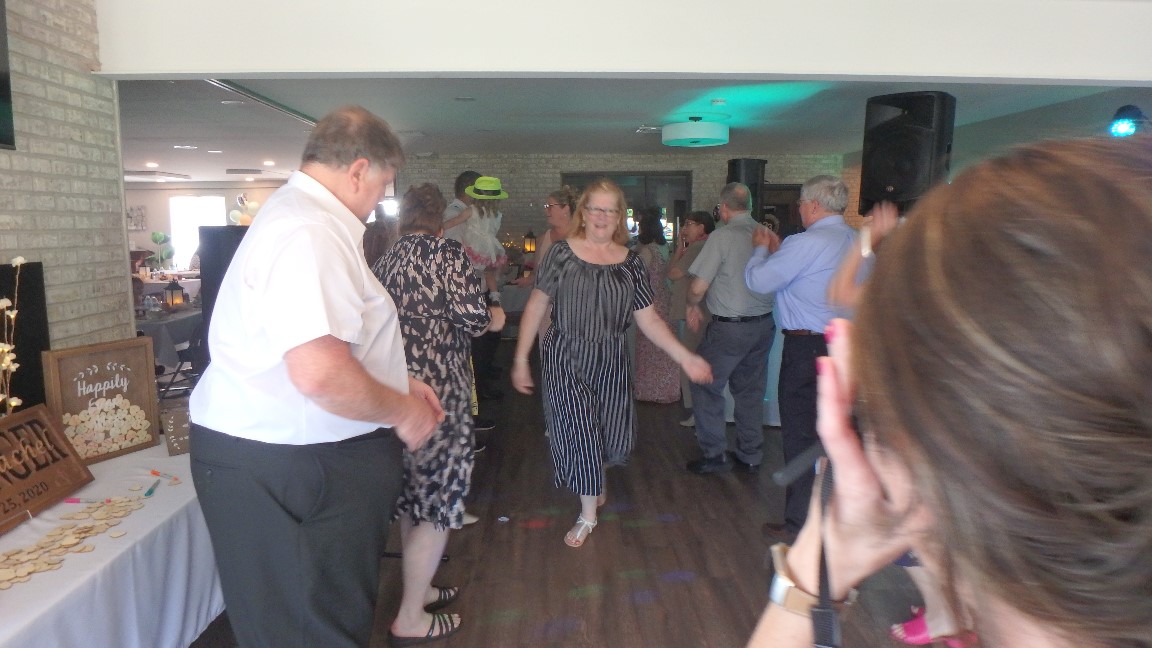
left=511, top=178, right=713, bottom=548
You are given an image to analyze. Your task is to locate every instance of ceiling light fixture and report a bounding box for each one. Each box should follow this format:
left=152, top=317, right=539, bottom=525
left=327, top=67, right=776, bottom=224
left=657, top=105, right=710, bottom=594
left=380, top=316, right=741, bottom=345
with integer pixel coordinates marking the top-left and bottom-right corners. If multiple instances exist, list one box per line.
left=1110, top=104, right=1147, bottom=137
left=263, top=160, right=275, bottom=166
left=172, top=144, right=198, bottom=150
left=145, top=162, right=159, bottom=168
left=662, top=117, right=729, bottom=147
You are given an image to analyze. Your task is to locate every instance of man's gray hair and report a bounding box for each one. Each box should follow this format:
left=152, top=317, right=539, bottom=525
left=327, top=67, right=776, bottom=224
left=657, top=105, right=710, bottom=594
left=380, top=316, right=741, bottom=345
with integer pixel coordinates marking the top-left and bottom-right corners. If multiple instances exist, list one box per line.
left=301, top=105, right=405, bottom=171
left=720, top=182, right=752, bottom=212
left=800, top=175, right=849, bottom=213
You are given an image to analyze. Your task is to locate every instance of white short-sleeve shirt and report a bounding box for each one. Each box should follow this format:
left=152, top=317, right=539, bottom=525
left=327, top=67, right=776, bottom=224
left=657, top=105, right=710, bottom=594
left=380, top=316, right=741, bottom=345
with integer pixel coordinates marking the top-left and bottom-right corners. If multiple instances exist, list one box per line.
left=190, top=171, right=409, bottom=444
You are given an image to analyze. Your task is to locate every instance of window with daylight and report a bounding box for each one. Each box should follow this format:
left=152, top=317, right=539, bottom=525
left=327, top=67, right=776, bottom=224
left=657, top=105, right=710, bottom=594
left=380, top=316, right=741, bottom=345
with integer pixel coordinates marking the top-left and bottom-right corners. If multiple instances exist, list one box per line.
left=169, top=195, right=226, bottom=269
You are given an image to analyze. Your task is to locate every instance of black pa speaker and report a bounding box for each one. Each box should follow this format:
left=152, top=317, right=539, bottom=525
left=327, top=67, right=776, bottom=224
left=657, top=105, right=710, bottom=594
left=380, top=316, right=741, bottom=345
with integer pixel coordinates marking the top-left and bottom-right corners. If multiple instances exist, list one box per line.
left=197, top=225, right=248, bottom=333
left=727, top=158, right=767, bottom=219
left=859, top=91, right=956, bottom=215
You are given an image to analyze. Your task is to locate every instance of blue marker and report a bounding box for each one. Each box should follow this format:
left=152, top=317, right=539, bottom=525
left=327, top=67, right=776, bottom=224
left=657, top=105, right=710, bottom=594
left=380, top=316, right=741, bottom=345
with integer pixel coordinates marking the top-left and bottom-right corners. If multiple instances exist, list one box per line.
left=143, top=479, right=162, bottom=498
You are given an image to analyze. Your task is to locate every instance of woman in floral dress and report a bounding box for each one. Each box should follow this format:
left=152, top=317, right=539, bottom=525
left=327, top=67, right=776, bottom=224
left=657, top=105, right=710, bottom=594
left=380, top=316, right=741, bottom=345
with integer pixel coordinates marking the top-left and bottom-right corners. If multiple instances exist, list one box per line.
left=373, top=183, right=503, bottom=644
left=633, top=208, right=681, bottom=403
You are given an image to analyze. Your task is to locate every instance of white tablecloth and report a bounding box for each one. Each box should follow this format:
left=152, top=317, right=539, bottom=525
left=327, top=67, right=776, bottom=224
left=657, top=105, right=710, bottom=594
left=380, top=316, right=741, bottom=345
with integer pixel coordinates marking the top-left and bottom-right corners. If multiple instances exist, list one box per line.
left=0, top=444, right=224, bottom=648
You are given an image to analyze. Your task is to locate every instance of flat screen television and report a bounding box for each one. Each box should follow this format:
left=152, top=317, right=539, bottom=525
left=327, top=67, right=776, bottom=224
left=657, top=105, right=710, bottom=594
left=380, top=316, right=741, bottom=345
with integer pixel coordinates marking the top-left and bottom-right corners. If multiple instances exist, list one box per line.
left=0, top=0, right=14, bottom=151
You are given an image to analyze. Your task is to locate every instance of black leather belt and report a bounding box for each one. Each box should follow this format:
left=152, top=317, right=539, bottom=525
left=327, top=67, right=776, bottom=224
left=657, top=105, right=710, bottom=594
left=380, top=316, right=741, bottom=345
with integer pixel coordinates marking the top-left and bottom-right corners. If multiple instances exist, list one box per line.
left=782, top=329, right=821, bottom=336
left=712, top=313, right=772, bottom=323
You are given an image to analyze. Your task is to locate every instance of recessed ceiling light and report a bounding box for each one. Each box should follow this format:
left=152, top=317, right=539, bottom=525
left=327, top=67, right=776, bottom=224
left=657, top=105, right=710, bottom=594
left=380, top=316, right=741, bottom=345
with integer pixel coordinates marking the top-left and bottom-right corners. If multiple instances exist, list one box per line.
left=173, top=144, right=198, bottom=150
left=245, top=177, right=255, bottom=182
left=263, top=160, right=275, bottom=166
left=207, top=150, right=223, bottom=154
left=145, top=162, right=159, bottom=168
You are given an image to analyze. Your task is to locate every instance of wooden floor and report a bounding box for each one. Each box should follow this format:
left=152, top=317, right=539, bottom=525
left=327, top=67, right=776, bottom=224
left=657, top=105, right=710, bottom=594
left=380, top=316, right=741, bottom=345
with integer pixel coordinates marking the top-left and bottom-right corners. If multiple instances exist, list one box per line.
left=192, top=340, right=920, bottom=648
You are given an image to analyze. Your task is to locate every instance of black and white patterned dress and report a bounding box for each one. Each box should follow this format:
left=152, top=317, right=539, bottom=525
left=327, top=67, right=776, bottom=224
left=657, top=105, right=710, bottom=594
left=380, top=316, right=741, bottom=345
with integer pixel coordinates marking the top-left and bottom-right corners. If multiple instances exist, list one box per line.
left=374, top=234, right=490, bottom=530
left=535, top=241, right=653, bottom=497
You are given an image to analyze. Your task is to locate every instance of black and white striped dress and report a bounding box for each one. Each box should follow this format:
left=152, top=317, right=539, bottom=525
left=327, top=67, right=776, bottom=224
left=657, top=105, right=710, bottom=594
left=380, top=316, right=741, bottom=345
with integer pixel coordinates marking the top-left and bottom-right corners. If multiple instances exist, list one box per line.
left=535, top=241, right=653, bottom=496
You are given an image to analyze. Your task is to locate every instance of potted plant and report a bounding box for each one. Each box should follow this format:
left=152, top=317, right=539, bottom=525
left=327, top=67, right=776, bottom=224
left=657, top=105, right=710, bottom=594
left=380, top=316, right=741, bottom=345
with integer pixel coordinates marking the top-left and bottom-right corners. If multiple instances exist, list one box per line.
left=147, top=232, right=174, bottom=270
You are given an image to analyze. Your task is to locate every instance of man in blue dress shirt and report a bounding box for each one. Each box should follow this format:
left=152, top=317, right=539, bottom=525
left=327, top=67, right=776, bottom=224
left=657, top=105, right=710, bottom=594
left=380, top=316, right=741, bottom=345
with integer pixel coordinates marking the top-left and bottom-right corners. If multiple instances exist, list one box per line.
left=745, top=175, right=857, bottom=540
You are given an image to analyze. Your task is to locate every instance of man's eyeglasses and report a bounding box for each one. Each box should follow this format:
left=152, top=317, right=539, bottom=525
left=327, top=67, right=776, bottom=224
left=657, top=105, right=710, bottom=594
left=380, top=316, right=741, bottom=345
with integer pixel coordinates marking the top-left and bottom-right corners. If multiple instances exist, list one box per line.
left=585, top=206, right=621, bottom=216
left=542, top=203, right=564, bottom=210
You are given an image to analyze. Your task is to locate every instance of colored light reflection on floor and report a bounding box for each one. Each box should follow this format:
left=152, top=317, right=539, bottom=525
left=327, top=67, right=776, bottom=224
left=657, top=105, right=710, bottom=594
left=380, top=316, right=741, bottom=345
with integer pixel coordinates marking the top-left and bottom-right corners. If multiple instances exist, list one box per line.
left=484, top=608, right=528, bottom=625
left=531, top=617, right=584, bottom=642
left=629, top=589, right=658, bottom=605
left=568, top=584, right=605, bottom=599
left=517, top=518, right=553, bottom=529
left=660, top=570, right=697, bottom=583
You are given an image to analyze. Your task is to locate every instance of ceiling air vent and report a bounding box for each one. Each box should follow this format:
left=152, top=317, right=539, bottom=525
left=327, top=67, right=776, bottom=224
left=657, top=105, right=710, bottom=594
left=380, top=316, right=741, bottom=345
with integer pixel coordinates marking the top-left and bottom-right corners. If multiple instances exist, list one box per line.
left=226, top=168, right=264, bottom=175
left=123, top=170, right=192, bottom=182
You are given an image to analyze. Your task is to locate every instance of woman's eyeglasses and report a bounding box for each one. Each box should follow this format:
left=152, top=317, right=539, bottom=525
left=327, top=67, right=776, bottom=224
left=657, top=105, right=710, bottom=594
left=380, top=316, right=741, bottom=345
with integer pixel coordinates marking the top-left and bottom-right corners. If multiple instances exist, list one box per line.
left=585, top=206, right=621, bottom=216
left=542, top=203, right=564, bottom=210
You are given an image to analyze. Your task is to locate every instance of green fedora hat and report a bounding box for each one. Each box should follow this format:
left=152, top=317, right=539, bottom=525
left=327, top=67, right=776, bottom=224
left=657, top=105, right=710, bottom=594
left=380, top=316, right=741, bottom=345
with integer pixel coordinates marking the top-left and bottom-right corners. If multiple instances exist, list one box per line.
left=465, top=176, right=509, bottom=200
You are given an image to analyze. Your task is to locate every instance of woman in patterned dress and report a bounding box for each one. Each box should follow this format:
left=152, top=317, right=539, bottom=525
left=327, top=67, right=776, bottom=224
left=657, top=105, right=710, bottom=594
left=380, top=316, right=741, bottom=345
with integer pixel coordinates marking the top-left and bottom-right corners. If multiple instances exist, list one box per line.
left=632, top=207, right=681, bottom=403
left=510, top=178, right=713, bottom=548
left=373, top=183, right=504, bottom=643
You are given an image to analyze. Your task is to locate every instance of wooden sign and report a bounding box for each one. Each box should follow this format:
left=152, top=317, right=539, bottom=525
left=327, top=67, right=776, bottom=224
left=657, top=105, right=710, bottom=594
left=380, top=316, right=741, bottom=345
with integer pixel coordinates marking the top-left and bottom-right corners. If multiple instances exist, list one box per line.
left=42, top=338, right=159, bottom=465
left=0, top=405, right=94, bottom=536
left=161, top=408, right=190, bottom=456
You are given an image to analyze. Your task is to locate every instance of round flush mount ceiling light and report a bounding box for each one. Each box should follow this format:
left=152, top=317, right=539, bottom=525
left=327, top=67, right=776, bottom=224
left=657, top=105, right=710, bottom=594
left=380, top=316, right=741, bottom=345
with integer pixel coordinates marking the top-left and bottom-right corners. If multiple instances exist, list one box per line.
left=662, top=117, right=729, bottom=147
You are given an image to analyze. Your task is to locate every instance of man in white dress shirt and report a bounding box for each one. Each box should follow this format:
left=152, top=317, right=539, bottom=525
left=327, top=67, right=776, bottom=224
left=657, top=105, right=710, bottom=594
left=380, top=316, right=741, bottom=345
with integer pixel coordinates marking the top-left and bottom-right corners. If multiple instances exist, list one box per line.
left=189, top=106, right=443, bottom=648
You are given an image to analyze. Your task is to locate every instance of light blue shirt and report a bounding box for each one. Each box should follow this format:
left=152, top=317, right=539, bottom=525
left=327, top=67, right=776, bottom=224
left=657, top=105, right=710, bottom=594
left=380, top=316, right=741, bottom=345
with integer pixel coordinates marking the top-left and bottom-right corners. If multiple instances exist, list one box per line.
left=744, top=214, right=856, bottom=331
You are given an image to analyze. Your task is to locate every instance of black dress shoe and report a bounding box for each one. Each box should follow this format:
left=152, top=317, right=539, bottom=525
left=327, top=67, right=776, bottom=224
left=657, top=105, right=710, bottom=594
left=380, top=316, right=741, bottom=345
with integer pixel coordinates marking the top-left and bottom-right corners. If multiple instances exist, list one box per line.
left=686, top=455, right=732, bottom=475
left=727, top=452, right=761, bottom=473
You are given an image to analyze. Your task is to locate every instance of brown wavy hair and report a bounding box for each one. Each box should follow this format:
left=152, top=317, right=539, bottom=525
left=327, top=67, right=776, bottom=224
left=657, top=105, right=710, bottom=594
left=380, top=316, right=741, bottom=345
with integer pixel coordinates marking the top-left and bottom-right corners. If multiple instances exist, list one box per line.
left=569, top=178, right=631, bottom=246
left=854, top=137, right=1152, bottom=647
left=399, top=183, right=447, bottom=235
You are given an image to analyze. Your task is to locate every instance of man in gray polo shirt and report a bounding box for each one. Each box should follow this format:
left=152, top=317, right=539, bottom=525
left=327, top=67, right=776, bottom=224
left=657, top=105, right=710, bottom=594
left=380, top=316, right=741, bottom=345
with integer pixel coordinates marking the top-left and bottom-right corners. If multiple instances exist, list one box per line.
left=684, top=182, right=776, bottom=474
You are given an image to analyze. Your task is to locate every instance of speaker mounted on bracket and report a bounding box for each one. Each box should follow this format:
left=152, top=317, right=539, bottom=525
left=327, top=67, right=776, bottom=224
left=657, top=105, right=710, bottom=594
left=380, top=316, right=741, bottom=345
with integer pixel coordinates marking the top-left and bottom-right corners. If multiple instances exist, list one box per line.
left=859, top=91, right=956, bottom=215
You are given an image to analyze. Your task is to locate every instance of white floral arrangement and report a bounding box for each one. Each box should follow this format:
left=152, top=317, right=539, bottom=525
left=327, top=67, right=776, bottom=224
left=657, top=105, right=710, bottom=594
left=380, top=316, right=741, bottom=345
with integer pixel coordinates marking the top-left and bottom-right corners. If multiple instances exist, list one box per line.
left=0, top=256, right=26, bottom=416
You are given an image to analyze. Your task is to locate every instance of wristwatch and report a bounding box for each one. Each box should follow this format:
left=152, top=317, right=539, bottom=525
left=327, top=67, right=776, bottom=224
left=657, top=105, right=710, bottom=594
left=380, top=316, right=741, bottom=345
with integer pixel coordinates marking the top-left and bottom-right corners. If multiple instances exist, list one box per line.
left=487, top=290, right=502, bottom=306
left=769, top=543, right=857, bottom=617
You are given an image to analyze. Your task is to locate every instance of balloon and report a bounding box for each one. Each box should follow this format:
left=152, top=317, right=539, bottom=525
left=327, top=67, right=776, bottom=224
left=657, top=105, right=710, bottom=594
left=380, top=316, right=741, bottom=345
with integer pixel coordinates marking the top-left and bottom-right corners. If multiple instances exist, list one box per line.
left=238, top=213, right=253, bottom=226
left=228, top=209, right=242, bottom=224
left=245, top=200, right=260, bottom=215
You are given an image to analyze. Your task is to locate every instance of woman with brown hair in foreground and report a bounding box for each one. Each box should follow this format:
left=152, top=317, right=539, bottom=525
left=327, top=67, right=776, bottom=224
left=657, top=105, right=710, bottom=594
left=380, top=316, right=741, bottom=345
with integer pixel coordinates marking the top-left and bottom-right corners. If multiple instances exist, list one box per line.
left=748, top=137, right=1152, bottom=648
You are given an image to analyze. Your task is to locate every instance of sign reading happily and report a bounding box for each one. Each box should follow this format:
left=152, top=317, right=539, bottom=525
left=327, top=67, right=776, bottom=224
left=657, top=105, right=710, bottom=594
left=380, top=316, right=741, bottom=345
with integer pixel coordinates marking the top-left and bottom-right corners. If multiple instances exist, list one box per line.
left=42, top=338, right=159, bottom=465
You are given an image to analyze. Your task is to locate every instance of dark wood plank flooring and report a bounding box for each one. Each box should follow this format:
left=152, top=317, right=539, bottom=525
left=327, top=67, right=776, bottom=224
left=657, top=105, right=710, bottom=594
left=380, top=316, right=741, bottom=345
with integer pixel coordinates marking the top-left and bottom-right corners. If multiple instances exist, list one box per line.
left=192, top=340, right=920, bottom=647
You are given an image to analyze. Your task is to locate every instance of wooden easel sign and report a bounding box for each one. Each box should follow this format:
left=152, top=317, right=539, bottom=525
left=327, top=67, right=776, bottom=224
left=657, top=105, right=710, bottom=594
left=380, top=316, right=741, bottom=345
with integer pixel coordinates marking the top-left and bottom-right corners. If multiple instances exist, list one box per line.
left=0, top=405, right=93, bottom=536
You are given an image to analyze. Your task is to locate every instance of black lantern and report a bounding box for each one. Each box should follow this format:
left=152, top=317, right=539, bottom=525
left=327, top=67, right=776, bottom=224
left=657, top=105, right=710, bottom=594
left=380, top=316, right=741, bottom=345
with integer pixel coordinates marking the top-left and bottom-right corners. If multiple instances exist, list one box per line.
left=163, top=280, right=185, bottom=308
left=523, top=230, right=537, bottom=254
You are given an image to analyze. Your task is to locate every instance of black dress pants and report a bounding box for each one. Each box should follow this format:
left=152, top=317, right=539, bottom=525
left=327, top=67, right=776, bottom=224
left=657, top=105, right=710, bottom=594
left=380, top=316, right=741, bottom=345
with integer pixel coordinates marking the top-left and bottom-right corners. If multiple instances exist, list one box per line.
left=190, top=424, right=403, bottom=648
left=778, top=334, right=827, bottom=533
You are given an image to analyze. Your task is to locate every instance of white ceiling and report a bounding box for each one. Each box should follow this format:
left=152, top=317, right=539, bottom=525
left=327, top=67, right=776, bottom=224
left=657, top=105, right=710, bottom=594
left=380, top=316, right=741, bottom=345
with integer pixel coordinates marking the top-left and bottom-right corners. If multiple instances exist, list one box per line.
left=117, top=77, right=1152, bottom=184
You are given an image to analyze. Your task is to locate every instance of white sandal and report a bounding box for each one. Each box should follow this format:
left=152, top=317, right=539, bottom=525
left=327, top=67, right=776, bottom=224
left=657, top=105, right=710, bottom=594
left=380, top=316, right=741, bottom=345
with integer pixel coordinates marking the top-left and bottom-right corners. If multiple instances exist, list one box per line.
left=564, top=515, right=597, bottom=548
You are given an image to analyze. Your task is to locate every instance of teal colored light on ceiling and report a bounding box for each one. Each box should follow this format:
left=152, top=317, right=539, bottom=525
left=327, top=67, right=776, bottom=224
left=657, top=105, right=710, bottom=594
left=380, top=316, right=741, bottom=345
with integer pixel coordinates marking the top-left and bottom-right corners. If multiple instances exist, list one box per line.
left=664, top=82, right=831, bottom=128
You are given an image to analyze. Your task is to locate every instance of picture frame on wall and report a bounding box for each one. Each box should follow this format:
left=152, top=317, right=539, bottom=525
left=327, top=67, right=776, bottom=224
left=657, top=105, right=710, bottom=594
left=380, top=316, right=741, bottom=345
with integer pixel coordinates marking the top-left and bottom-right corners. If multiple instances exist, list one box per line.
left=41, top=338, right=160, bottom=465
left=126, top=205, right=147, bottom=231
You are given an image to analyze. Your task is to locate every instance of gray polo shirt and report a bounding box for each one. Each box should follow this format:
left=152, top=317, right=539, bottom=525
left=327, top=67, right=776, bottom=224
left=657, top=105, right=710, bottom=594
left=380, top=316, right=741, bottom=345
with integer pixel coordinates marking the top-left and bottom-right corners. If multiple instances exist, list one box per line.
left=688, top=212, right=775, bottom=318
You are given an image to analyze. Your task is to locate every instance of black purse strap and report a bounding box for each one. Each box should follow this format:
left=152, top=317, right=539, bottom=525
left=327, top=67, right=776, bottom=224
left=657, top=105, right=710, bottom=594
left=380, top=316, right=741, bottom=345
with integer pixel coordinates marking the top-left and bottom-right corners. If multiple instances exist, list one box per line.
left=811, top=462, right=842, bottom=648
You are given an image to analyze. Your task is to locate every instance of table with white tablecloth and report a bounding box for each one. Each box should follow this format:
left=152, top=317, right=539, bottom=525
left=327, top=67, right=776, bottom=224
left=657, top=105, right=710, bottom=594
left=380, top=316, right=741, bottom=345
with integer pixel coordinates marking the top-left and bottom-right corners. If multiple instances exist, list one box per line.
left=0, top=444, right=224, bottom=648
left=136, top=308, right=203, bottom=368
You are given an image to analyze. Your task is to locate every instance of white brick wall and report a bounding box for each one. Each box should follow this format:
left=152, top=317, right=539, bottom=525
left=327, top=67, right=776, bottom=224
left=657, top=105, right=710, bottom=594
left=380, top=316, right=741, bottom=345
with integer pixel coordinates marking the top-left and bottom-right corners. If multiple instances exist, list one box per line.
left=399, top=152, right=844, bottom=240
left=0, top=0, right=130, bottom=349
